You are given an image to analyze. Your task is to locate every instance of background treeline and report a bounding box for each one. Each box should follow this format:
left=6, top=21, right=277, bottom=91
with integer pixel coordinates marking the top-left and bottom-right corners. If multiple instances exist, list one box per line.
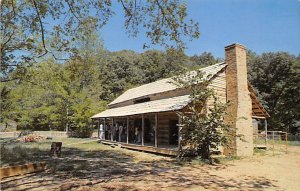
left=1, top=42, right=299, bottom=134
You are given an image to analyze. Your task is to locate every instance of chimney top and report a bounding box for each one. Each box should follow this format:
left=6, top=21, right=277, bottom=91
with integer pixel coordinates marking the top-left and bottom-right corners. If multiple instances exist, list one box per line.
left=225, top=43, right=246, bottom=51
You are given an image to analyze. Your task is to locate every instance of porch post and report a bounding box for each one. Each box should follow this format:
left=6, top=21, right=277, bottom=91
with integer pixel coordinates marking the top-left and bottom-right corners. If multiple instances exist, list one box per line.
left=98, top=118, right=101, bottom=139
left=104, top=118, right=106, bottom=140
left=111, top=118, right=114, bottom=141
left=264, top=119, right=268, bottom=145
left=126, top=116, right=129, bottom=144
left=178, top=115, right=182, bottom=151
left=142, top=114, right=144, bottom=146
left=155, top=113, right=158, bottom=147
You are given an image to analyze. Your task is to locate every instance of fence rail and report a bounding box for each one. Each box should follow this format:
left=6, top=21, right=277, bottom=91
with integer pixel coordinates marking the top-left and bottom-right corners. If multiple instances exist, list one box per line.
left=0, top=131, right=67, bottom=138
left=254, top=131, right=300, bottom=154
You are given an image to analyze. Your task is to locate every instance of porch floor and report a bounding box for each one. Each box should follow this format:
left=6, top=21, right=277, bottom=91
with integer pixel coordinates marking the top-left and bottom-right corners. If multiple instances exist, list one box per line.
left=100, top=140, right=178, bottom=156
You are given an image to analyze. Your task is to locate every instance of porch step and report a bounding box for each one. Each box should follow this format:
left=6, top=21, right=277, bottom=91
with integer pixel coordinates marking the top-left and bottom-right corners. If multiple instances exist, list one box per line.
left=121, top=143, right=178, bottom=156
left=100, top=140, right=120, bottom=148
left=99, top=140, right=178, bottom=156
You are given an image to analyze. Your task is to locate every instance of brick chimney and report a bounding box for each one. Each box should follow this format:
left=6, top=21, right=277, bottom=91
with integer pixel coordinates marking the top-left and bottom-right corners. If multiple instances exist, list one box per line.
left=224, top=43, right=253, bottom=156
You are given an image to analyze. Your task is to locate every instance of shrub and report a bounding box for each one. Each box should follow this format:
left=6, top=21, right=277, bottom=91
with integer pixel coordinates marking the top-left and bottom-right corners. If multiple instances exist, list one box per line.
left=68, top=126, right=94, bottom=138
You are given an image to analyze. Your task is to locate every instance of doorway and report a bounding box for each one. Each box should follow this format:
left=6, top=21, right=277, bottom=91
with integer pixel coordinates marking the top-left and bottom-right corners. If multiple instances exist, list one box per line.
left=169, top=120, right=178, bottom=145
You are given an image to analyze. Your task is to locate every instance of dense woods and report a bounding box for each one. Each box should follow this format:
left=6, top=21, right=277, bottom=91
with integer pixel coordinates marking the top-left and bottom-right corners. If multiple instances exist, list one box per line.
left=247, top=51, right=300, bottom=134
left=1, top=42, right=299, bottom=134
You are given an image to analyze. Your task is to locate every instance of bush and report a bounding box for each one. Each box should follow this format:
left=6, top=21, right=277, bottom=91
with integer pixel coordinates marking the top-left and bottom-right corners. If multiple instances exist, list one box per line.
left=68, top=126, right=94, bottom=138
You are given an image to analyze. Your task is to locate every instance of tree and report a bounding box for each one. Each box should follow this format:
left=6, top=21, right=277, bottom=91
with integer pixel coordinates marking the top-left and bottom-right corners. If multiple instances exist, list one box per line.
left=3, top=56, right=106, bottom=133
left=248, top=52, right=300, bottom=134
left=1, top=0, right=199, bottom=82
left=5, top=60, right=63, bottom=130
left=99, top=50, right=142, bottom=100
left=173, top=71, right=231, bottom=162
left=140, top=49, right=186, bottom=83
left=189, top=52, right=223, bottom=69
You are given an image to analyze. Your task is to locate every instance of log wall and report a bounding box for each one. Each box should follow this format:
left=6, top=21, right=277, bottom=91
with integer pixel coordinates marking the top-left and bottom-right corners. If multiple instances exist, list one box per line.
left=207, top=70, right=227, bottom=106
left=157, top=112, right=178, bottom=145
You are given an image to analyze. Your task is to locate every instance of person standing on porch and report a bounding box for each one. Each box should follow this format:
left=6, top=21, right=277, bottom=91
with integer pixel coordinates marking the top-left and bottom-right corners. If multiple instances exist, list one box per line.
left=134, top=126, right=138, bottom=143
left=151, top=124, right=156, bottom=144
left=118, top=123, right=123, bottom=142
left=137, top=126, right=142, bottom=143
left=111, top=124, right=115, bottom=141
left=122, top=124, right=127, bottom=142
left=106, top=124, right=111, bottom=140
left=114, top=123, right=119, bottom=141
left=99, top=123, right=104, bottom=140
left=104, top=123, right=108, bottom=139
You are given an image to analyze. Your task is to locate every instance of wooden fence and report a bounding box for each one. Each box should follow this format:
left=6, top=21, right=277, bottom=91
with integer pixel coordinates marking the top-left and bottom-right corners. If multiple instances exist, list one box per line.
left=254, top=131, right=300, bottom=155
left=0, top=131, right=68, bottom=138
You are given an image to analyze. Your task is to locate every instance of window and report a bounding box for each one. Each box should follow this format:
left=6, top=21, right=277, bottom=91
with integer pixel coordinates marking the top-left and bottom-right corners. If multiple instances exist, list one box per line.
left=134, top=97, right=150, bottom=104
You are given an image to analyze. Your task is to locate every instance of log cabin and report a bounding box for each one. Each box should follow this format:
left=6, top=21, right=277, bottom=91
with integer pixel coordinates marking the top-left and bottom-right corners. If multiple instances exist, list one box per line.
left=91, top=43, right=269, bottom=156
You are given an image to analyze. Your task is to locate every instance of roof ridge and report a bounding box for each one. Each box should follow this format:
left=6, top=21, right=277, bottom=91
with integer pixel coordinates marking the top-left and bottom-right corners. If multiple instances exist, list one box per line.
left=108, top=62, right=226, bottom=106
left=122, top=62, right=226, bottom=92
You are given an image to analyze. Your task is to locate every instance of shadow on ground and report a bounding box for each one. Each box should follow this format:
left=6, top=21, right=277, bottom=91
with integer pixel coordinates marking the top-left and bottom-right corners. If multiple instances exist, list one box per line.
left=1, top=142, right=279, bottom=191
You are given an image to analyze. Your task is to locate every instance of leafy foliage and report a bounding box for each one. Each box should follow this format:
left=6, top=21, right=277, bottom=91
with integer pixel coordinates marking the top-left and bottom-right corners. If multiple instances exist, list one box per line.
left=1, top=0, right=199, bottom=82
left=173, top=71, right=231, bottom=161
left=189, top=52, right=223, bottom=69
left=248, top=52, right=300, bottom=134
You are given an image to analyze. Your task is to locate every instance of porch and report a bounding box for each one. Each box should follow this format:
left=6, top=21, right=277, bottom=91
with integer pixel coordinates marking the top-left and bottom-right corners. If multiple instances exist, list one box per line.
left=92, top=112, right=182, bottom=156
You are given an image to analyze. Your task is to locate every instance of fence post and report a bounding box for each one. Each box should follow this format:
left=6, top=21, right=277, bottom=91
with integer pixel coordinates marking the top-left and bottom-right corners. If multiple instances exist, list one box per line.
left=264, top=119, right=268, bottom=146
left=272, top=131, right=275, bottom=155
left=285, top=132, right=288, bottom=154
left=279, top=132, right=282, bottom=150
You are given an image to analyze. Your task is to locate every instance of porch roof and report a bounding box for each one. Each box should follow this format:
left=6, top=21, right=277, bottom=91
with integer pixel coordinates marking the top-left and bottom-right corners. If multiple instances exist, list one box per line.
left=91, top=95, right=190, bottom=118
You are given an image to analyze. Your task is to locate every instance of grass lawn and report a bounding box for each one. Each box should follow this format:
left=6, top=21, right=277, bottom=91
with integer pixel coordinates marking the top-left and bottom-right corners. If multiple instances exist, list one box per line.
left=1, top=138, right=105, bottom=167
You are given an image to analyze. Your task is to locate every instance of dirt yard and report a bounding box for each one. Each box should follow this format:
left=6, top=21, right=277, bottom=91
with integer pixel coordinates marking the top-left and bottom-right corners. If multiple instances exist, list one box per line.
left=1, top=138, right=299, bottom=191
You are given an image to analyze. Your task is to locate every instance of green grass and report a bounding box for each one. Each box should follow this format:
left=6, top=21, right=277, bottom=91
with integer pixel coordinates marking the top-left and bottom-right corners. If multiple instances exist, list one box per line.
left=0, top=137, right=108, bottom=167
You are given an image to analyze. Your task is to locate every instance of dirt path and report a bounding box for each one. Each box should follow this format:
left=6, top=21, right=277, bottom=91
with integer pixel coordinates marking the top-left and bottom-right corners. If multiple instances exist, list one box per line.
left=1, top=146, right=299, bottom=191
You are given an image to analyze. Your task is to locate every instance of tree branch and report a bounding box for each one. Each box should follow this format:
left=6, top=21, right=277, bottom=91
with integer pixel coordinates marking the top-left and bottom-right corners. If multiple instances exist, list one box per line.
left=120, top=0, right=133, bottom=23
left=31, top=0, right=48, bottom=57
left=155, top=0, right=179, bottom=41
left=65, top=0, right=80, bottom=22
left=2, top=30, right=15, bottom=46
left=0, top=77, right=19, bottom=83
left=11, top=0, right=16, bottom=16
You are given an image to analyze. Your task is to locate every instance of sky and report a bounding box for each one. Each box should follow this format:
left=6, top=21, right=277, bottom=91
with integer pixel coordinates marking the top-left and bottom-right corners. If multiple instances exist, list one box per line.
left=99, top=0, right=300, bottom=58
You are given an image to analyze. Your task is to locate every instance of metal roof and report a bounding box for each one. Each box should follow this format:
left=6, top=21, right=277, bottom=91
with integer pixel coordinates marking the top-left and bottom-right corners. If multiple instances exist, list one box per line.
left=109, top=62, right=226, bottom=106
left=91, top=95, right=190, bottom=118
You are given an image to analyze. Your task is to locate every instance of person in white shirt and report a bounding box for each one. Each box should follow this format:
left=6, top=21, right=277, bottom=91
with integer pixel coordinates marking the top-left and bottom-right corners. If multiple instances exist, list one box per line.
left=111, top=124, right=115, bottom=141
left=99, top=123, right=104, bottom=140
